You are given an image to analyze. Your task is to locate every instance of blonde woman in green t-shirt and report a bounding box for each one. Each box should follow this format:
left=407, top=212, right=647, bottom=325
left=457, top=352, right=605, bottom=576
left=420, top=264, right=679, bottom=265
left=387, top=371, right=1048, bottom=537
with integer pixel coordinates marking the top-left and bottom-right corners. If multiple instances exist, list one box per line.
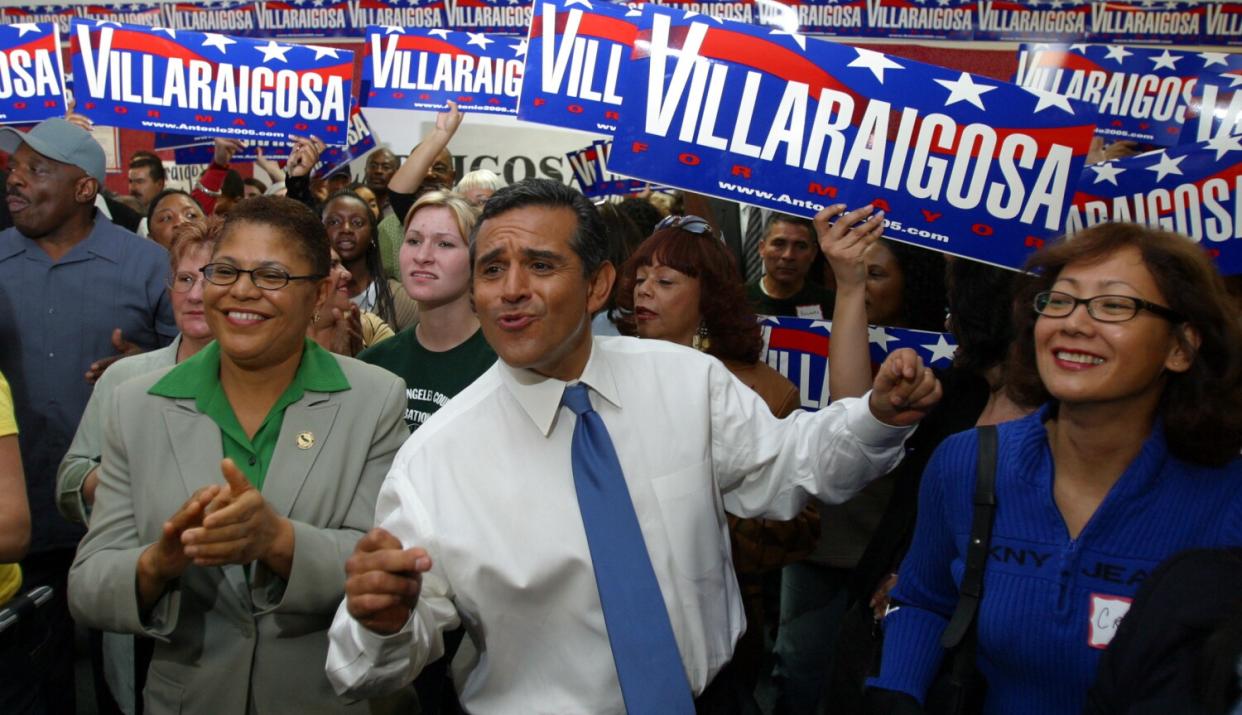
left=359, top=191, right=496, bottom=433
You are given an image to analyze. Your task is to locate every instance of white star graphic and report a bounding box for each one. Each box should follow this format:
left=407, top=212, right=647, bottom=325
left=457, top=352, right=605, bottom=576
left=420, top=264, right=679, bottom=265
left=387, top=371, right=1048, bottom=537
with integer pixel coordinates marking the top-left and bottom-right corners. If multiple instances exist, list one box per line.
left=1207, top=134, right=1242, bottom=161
left=564, top=0, right=593, bottom=7
left=309, top=45, right=340, bottom=60
left=383, top=25, right=406, bottom=35
left=1199, top=51, right=1230, bottom=68
left=1048, top=0, right=1066, bottom=8
left=466, top=32, right=494, bottom=49
left=95, top=20, right=122, bottom=27
left=153, top=26, right=177, bottom=39
left=201, top=33, right=236, bottom=54
left=428, top=28, right=452, bottom=39
left=625, top=7, right=643, bottom=16
left=510, top=39, right=528, bottom=57
left=1025, top=87, right=1075, bottom=114
left=257, top=40, right=293, bottom=63
left=936, top=0, right=950, bottom=5
left=847, top=48, right=903, bottom=84
left=10, top=23, right=42, bottom=37
left=769, top=27, right=806, bottom=51
left=1103, top=45, right=1132, bottom=64
left=1145, top=151, right=1186, bottom=182
left=934, top=72, right=997, bottom=111
left=1090, top=162, right=1126, bottom=186
left=1223, top=72, right=1242, bottom=89
left=869, top=326, right=898, bottom=352
left=1149, top=49, right=1182, bottom=71
left=1069, top=43, right=1090, bottom=52
left=921, top=334, right=957, bottom=364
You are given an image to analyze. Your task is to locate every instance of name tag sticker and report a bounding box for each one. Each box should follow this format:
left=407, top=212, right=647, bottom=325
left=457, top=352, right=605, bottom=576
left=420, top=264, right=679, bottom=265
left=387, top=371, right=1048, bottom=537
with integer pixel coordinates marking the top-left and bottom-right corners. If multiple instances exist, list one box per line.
left=1088, top=593, right=1132, bottom=650
left=795, top=305, right=824, bottom=320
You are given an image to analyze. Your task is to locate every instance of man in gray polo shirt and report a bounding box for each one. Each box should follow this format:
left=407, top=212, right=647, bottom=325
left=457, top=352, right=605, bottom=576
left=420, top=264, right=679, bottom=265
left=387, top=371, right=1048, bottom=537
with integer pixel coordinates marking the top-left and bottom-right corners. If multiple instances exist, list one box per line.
left=0, top=118, right=174, bottom=712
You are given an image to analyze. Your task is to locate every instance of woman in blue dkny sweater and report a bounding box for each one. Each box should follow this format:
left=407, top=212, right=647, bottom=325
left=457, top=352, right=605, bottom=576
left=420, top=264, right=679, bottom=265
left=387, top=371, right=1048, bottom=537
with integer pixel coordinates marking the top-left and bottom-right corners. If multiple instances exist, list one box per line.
left=866, top=223, right=1242, bottom=715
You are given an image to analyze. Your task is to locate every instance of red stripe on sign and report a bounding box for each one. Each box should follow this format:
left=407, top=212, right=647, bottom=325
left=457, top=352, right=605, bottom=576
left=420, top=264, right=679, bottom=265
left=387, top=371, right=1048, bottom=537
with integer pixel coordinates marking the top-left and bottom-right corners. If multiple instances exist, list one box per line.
left=1031, top=51, right=1102, bottom=74
left=768, top=327, right=829, bottom=357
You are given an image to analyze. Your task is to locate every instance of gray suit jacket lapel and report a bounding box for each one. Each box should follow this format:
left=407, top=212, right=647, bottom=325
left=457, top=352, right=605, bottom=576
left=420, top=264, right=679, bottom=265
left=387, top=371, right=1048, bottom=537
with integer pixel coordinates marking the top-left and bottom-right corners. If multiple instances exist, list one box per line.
left=263, top=390, right=340, bottom=518
left=161, top=399, right=246, bottom=608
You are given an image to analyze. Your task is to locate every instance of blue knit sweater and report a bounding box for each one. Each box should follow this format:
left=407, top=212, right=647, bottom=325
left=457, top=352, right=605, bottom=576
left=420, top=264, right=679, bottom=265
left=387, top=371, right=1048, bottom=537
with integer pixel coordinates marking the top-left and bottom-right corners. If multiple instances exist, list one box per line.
left=869, top=405, right=1242, bottom=715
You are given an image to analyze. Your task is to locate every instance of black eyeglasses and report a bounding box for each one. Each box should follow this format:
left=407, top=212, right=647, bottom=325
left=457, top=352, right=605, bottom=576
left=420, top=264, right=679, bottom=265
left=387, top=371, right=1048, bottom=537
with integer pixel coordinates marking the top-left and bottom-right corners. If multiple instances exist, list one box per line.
left=1033, top=290, right=1183, bottom=323
left=201, top=263, right=327, bottom=291
left=655, top=214, right=713, bottom=235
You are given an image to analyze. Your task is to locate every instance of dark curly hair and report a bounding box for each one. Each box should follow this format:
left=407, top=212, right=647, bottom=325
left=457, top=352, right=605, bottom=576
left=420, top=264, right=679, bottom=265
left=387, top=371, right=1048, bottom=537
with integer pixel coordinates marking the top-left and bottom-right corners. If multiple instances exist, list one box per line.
left=1007, top=222, right=1242, bottom=466
left=946, top=258, right=1017, bottom=374
left=222, top=195, right=330, bottom=277
left=321, top=190, right=397, bottom=327
left=878, top=240, right=948, bottom=332
left=616, top=226, right=763, bottom=364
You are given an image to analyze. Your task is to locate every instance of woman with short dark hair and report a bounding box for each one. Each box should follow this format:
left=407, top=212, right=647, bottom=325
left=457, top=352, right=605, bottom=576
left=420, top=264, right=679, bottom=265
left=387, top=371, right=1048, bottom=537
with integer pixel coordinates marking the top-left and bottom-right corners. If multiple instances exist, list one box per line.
left=867, top=223, right=1242, bottom=715
left=68, top=196, right=408, bottom=715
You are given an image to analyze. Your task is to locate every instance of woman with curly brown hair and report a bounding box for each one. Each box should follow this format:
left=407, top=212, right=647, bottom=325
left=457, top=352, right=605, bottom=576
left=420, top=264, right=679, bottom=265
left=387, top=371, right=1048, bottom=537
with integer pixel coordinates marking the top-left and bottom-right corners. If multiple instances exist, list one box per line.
left=867, top=223, right=1242, bottom=715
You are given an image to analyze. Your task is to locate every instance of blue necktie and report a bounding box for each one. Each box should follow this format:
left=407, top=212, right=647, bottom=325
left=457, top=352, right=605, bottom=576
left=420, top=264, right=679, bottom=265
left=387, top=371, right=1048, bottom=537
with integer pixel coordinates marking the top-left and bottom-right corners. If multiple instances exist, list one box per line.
left=562, top=383, right=695, bottom=714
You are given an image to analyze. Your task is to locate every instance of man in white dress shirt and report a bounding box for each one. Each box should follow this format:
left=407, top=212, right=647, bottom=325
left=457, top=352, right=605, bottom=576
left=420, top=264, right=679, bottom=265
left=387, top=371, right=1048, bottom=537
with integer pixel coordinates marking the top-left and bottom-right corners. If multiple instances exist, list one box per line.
left=325, top=180, right=941, bottom=713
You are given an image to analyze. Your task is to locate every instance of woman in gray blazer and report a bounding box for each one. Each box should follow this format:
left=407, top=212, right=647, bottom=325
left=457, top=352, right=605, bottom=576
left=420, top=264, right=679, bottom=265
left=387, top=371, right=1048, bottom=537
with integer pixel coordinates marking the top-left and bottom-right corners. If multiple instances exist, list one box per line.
left=69, top=196, right=409, bottom=715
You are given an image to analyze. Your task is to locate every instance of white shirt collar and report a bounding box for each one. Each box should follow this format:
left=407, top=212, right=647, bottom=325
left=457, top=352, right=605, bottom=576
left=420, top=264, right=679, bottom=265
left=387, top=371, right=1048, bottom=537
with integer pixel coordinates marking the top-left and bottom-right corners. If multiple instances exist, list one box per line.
left=497, top=337, right=623, bottom=437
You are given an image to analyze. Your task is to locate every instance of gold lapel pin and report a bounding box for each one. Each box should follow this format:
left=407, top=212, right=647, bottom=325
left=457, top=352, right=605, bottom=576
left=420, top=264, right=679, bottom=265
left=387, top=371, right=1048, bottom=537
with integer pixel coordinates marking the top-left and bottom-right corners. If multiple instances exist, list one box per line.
left=296, top=432, right=315, bottom=450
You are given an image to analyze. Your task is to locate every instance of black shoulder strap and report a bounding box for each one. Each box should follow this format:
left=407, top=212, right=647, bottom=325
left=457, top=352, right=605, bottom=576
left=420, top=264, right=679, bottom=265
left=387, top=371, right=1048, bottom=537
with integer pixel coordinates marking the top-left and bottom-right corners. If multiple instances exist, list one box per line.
left=940, top=425, right=998, bottom=649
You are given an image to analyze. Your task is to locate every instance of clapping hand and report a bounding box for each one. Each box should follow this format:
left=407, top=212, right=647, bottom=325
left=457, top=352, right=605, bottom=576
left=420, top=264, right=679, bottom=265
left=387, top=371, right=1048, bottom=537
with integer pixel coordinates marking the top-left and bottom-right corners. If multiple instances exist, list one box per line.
left=868, top=348, right=942, bottom=427
left=181, top=459, right=291, bottom=569
left=345, top=528, right=433, bottom=635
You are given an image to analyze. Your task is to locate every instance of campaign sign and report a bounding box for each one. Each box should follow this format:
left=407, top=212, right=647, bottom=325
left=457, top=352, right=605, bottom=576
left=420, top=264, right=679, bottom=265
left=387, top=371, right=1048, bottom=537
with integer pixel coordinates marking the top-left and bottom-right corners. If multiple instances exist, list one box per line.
left=1013, top=43, right=1210, bottom=147
left=162, top=1, right=259, bottom=38
left=345, top=0, right=450, bottom=34
left=71, top=20, right=354, bottom=142
left=609, top=9, right=1097, bottom=271
left=565, top=139, right=644, bottom=196
left=1204, top=2, right=1242, bottom=46
left=1088, top=1, right=1204, bottom=46
left=518, top=0, right=641, bottom=135
left=362, top=26, right=525, bottom=114
left=445, top=0, right=537, bottom=34
left=2, top=6, right=77, bottom=36
left=758, top=315, right=958, bottom=410
left=649, top=0, right=756, bottom=24
left=1064, top=140, right=1242, bottom=276
left=855, top=0, right=974, bottom=41
left=1182, top=72, right=1242, bottom=146
left=80, top=3, right=164, bottom=29
left=316, top=105, right=378, bottom=178
left=974, top=1, right=1092, bottom=43
left=0, top=24, right=68, bottom=126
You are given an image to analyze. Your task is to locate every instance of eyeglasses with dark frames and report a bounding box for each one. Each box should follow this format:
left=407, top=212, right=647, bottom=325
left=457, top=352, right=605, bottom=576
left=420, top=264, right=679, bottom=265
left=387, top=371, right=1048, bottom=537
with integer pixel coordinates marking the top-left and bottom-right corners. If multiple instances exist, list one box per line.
left=654, top=214, right=714, bottom=236
left=1033, top=290, right=1183, bottom=323
left=200, top=263, right=327, bottom=291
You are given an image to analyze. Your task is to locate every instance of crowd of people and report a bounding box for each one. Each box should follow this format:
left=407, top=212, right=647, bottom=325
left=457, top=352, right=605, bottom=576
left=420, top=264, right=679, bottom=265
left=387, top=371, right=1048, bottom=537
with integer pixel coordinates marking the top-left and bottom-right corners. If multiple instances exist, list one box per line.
left=0, top=99, right=1239, bottom=715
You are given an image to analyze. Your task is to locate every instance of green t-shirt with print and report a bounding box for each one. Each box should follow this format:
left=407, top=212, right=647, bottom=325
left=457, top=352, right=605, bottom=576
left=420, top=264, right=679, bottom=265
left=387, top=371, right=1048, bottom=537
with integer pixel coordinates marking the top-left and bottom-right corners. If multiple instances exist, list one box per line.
left=358, top=327, right=496, bottom=431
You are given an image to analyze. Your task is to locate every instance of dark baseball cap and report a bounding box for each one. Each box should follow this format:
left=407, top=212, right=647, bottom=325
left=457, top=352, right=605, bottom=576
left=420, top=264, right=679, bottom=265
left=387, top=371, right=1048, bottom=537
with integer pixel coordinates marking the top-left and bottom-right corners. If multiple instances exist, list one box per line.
left=0, top=118, right=107, bottom=184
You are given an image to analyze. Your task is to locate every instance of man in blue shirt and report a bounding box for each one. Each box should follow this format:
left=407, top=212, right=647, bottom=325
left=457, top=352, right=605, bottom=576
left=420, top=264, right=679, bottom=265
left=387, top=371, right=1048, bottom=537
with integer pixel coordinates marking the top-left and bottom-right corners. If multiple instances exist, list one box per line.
left=0, top=118, right=174, bottom=713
